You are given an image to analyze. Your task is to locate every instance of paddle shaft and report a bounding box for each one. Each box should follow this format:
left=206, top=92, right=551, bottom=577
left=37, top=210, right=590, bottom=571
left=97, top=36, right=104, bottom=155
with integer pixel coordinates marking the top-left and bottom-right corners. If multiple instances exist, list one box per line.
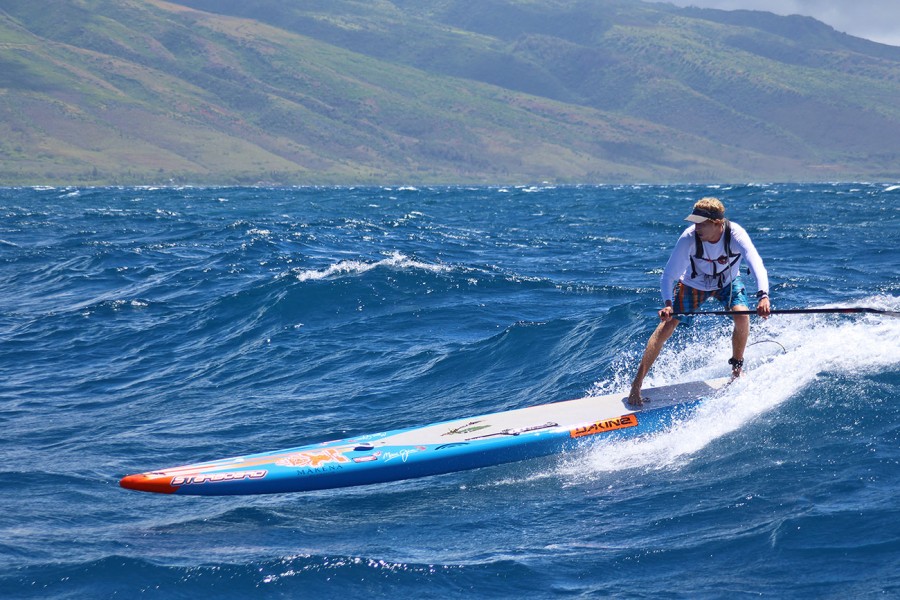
left=673, top=307, right=900, bottom=317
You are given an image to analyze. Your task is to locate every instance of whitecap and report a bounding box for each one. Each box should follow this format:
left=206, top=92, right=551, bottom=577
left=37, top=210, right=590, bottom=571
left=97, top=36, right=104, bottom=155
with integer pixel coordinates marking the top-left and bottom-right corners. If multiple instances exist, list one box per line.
left=292, top=251, right=451, bottom=282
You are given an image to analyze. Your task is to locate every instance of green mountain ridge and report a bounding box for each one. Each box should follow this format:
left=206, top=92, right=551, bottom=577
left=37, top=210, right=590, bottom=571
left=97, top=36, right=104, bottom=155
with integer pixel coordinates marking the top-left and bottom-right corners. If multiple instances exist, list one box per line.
left=1, top=0, right=899, bottom=185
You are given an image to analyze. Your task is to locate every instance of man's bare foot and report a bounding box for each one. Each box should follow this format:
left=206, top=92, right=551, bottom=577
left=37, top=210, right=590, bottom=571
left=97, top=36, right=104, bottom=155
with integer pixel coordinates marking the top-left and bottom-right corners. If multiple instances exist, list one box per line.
left=627, top=387, right=644, bottom=407
left=728, top=357, right=744, bottom=379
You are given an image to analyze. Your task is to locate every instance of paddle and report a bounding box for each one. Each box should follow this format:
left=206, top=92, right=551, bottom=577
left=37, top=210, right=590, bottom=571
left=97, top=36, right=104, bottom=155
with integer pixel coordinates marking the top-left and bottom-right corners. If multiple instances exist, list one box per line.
left=673, top=307, right=900, bottom=318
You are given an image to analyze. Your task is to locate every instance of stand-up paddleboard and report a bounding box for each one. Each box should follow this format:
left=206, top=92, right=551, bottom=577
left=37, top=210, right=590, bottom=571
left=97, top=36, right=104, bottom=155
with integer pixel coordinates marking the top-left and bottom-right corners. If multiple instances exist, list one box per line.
left=120, top=378, right=729, bottom=496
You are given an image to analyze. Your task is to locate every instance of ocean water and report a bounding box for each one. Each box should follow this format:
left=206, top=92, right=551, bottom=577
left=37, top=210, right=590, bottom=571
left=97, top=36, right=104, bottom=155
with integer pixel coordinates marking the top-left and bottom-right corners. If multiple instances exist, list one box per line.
left=1, top=183, right=898, bottom=599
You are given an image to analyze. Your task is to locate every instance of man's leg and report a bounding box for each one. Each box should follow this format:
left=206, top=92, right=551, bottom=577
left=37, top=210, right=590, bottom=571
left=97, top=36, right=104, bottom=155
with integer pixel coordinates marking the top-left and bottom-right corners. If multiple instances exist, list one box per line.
left=629, top=318, right=679, bottom=405
left=730, top=304, right=750, bottom=377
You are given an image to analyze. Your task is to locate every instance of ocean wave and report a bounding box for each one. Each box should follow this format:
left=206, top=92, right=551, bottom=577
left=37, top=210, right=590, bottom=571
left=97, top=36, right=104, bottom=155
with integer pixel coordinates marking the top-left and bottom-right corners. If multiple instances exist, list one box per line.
left=289, top=252, right=452, bottom=282
left=3, top=551, right=539, bottom=599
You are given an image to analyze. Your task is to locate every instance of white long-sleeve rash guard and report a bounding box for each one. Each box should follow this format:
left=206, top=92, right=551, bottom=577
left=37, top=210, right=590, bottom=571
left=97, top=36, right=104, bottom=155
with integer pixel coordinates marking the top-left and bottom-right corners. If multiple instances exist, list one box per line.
left=660, top=221, right=769, bottom=304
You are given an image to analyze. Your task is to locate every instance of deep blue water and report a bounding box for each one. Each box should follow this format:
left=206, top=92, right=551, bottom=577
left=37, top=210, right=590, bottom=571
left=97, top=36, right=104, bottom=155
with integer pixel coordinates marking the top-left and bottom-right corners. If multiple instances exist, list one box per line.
left=1, top=184, right=898, bottom=599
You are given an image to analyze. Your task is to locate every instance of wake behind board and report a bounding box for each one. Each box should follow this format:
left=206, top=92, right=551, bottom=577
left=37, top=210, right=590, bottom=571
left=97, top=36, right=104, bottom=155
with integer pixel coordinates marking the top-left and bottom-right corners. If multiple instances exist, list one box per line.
left=120, top=378, right=728, bottom=496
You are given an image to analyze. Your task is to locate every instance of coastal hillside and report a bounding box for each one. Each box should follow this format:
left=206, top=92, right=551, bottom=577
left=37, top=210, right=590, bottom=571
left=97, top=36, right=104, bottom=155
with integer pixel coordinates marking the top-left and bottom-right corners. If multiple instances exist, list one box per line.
left=2, top=0, right=899, bottom=184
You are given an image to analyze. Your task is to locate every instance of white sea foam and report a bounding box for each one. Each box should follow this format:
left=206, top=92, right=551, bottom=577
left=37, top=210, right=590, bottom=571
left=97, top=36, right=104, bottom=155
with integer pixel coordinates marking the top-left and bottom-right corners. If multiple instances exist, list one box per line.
left=568, top=295, right=900, bottom=477
left=291, top=251, right=451, bottom=282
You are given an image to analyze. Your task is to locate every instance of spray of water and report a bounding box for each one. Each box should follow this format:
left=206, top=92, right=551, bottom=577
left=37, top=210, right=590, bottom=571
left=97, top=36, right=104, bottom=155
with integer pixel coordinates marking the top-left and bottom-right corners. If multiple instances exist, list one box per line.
left=569, top=295, right=900, bottom=477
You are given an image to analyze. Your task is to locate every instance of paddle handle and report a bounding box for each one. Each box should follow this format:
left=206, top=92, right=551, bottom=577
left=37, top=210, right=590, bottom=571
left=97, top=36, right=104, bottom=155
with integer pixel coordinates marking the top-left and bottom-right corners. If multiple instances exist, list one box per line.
left=673, top=307, right=900, bottom=317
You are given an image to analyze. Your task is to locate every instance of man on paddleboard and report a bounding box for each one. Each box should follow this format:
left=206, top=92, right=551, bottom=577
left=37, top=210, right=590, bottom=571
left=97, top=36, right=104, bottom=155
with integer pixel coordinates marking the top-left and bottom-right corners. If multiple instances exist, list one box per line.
left=628, top=197, right=771, bottom=407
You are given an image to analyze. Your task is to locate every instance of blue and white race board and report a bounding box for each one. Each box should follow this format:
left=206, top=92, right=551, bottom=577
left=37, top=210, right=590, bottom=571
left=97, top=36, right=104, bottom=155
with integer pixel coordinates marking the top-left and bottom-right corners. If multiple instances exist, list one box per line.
left=120, top=378, right=729, bottom=495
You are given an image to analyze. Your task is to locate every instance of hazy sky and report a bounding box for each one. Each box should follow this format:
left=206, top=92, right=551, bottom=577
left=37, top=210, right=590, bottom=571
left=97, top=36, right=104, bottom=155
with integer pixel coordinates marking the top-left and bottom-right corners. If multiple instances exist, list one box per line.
left=662, top=1, right=900, bottom=47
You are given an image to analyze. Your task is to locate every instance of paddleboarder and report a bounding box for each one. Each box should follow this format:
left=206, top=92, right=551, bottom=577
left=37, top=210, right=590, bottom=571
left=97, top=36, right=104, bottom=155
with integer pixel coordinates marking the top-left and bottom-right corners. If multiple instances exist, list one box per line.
left=628, top=197, right=771, bottom=407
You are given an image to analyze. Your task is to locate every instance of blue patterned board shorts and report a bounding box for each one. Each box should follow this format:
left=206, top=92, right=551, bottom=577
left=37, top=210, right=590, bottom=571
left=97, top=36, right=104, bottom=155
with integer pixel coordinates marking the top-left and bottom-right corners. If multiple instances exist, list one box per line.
left=672, top=276, right=749, bottom=326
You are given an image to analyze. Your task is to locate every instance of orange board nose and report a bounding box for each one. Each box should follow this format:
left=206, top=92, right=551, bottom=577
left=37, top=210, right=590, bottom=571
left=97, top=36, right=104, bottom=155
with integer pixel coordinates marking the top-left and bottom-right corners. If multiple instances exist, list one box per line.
left=119, top=473, right=178, bottom=494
